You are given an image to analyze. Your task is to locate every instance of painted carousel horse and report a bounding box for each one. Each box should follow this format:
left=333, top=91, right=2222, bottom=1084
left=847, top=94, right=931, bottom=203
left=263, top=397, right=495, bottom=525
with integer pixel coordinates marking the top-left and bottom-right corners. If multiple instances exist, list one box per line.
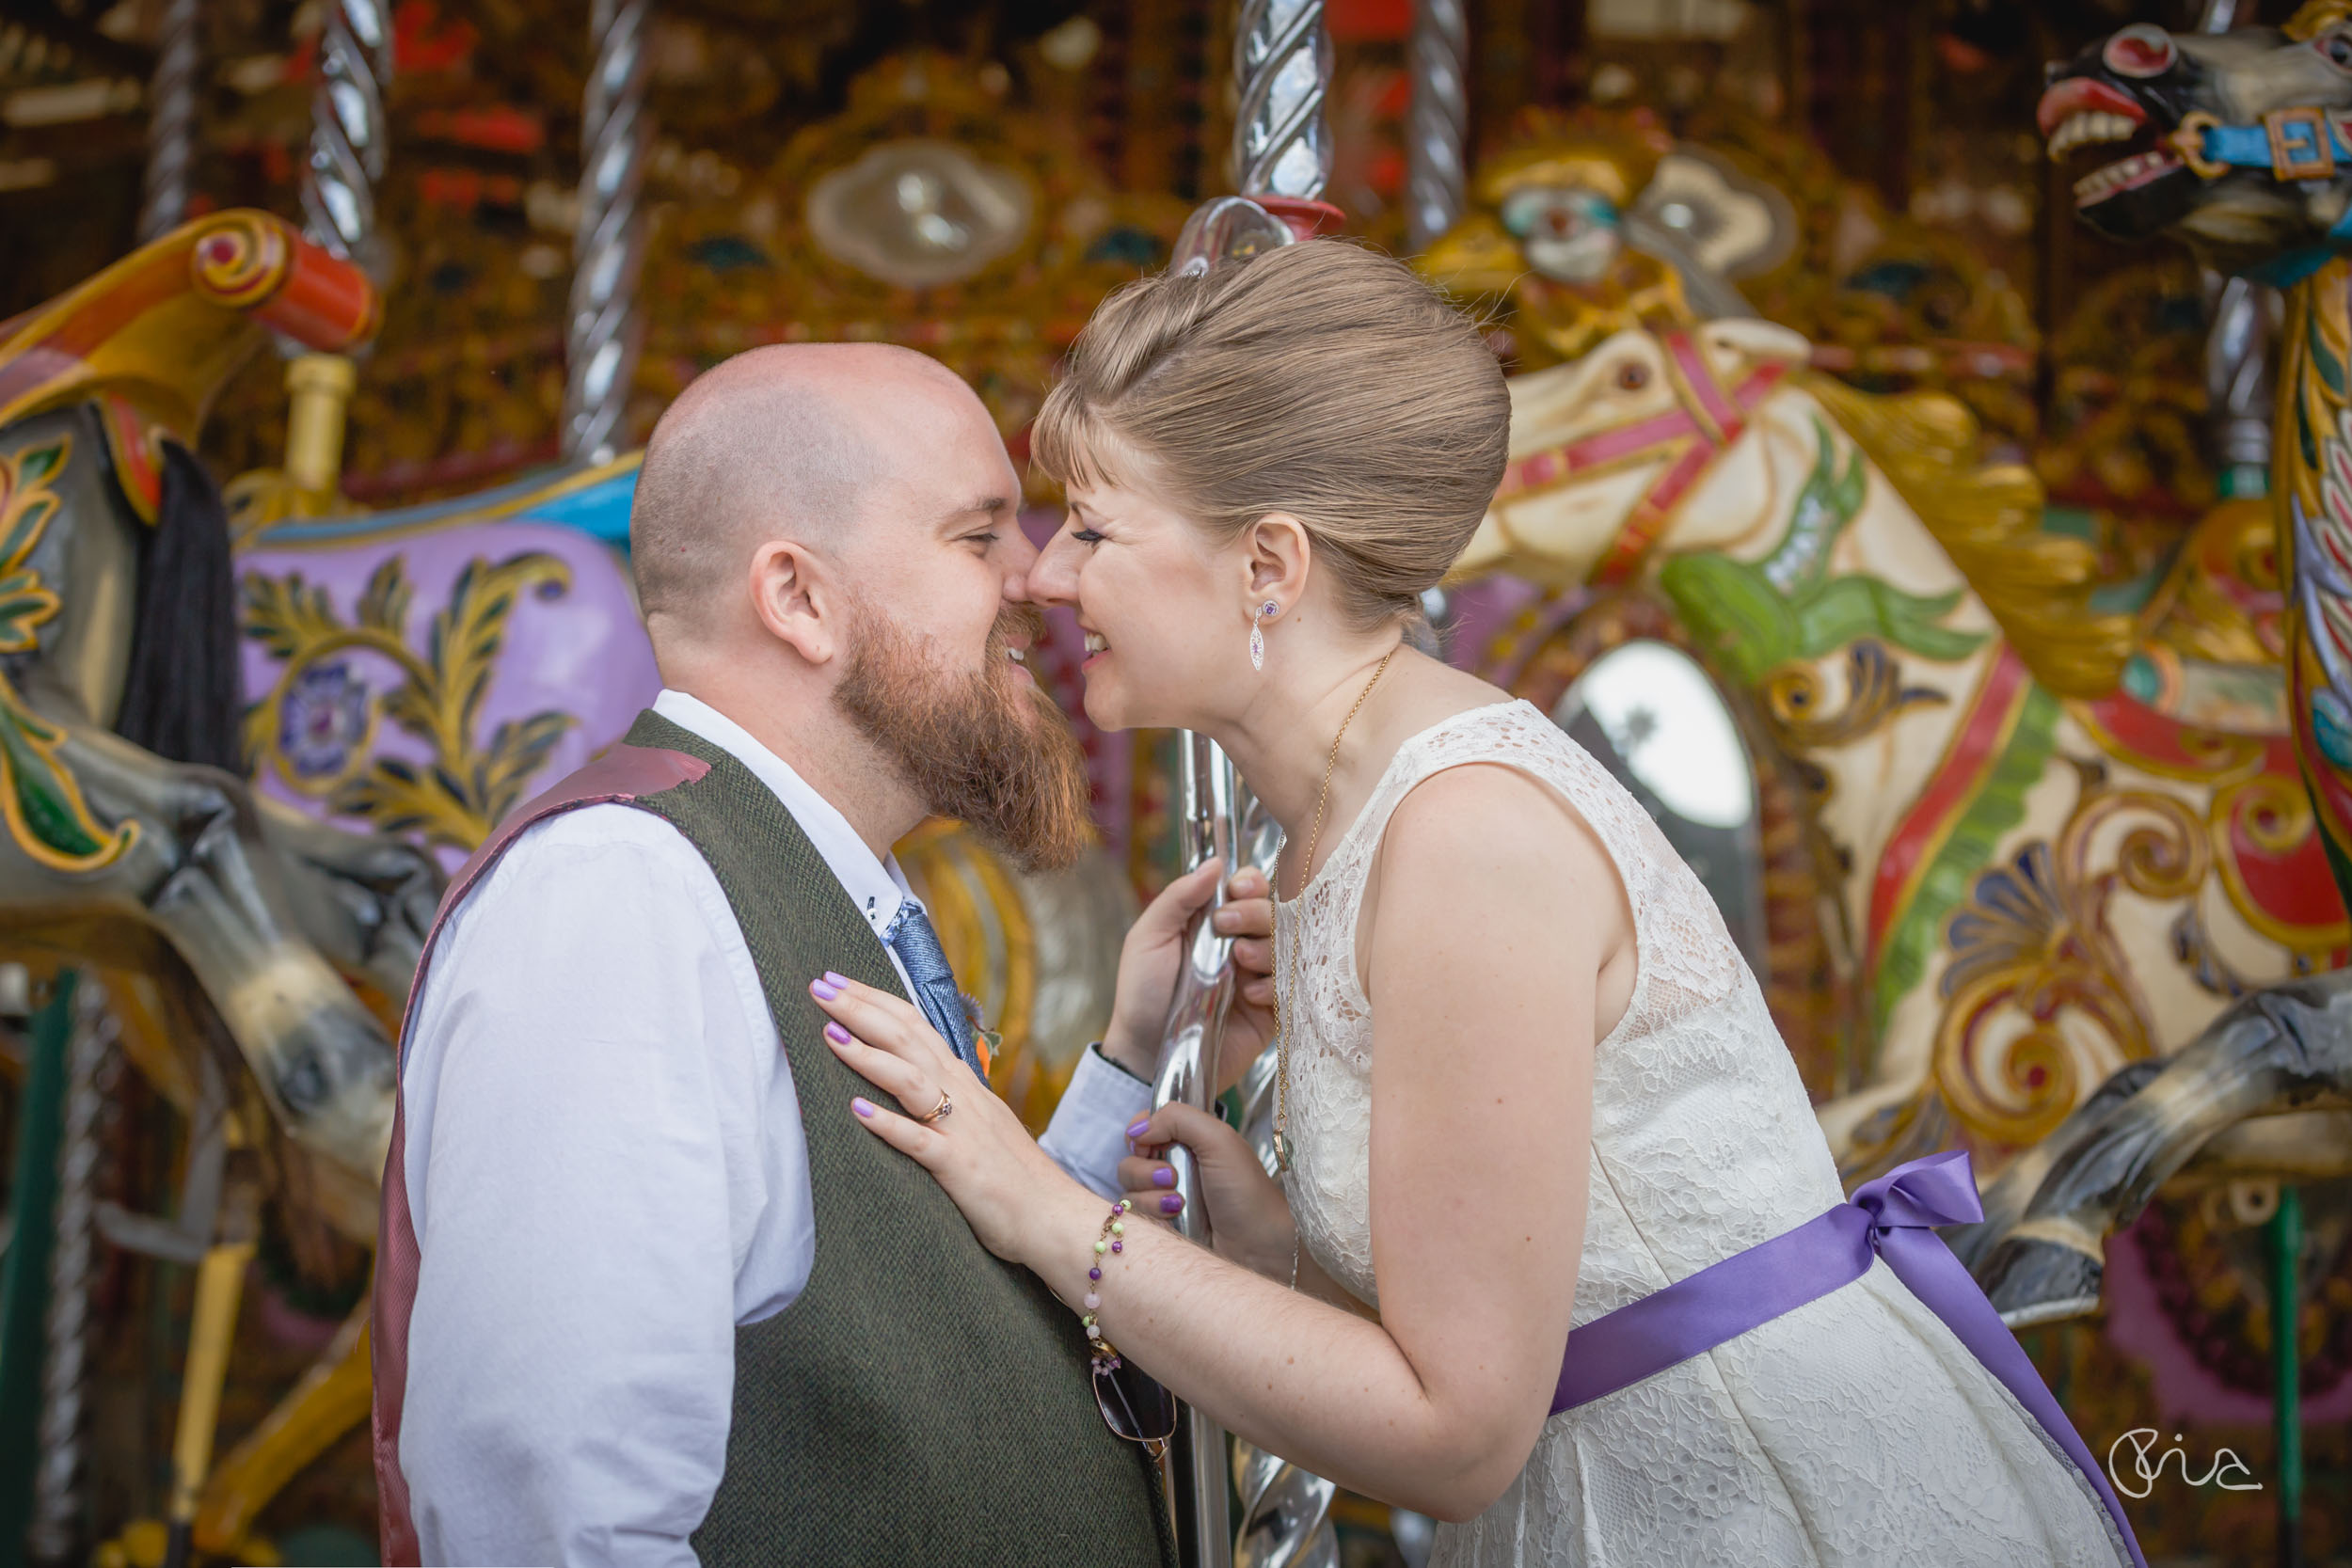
left=0, top=211, right=440, bottom=1196
left=1452, top=317, right=2349, bottom=1246
left=1928, top=3, right=2352, bottom=1321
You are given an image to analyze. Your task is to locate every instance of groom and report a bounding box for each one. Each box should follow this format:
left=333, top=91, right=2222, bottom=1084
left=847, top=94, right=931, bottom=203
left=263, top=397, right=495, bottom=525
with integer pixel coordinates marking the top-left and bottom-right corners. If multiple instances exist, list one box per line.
left=373, top=344, right=1212, bottom=1566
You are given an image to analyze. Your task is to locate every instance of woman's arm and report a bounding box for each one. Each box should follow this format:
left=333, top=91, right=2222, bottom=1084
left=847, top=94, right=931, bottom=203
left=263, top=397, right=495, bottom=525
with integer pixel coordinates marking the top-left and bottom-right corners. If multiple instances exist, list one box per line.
left=818, top=762, right=1620, bottom=1521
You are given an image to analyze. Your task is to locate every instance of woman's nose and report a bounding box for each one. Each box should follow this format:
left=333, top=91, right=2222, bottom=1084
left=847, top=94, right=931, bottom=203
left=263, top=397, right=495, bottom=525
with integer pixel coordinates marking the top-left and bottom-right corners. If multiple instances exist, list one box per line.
left=1027, top=528, right=1080, bottom=605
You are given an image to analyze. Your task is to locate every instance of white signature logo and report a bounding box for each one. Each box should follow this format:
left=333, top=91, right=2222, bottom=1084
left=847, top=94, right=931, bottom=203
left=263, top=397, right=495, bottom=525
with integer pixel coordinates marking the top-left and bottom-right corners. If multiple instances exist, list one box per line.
left=2106, top=1429, right=2264, bottom=1498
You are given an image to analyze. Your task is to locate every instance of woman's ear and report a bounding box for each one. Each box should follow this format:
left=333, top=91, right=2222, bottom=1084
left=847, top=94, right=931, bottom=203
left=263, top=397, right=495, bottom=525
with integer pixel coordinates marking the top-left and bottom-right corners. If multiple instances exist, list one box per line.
left=1243, top=512, right=1312, bottom=617
left=748, top=539, right=837, bottom=664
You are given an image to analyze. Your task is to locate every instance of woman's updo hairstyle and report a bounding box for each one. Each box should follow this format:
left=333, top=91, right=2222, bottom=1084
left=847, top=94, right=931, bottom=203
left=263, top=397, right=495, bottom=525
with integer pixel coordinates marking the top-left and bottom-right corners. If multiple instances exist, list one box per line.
left=1031, top=240, right=1509, bottom=631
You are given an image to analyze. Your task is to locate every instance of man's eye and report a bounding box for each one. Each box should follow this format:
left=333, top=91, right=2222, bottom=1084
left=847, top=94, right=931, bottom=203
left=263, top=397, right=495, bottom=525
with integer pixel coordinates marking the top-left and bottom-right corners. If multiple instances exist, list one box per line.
left=964, top=531, right=999, bottom=548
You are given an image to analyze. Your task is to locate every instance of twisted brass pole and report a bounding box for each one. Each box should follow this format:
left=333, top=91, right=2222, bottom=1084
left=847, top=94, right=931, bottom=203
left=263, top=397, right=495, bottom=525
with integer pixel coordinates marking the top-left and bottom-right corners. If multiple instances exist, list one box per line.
left=562, top=0, right=655, bottom=466
left=302, top=0, right=393, bottom=278
left=26, top=983, right=118, bottom=1564
left=1152, top=4, right=1342, bottom=1565
left=137, top=0, right=202, bottom=243
left=1232, top=0, right=1335, bottom=198
left=1404, top=0, right=1469, bottom=253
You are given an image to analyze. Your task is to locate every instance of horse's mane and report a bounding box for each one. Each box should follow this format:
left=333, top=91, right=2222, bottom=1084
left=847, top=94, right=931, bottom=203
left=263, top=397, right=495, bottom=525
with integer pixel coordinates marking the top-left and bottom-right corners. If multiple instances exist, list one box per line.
left=1798, top=372, right=2132, bottom=698
left=2286, top=1, right=2352, bottom=40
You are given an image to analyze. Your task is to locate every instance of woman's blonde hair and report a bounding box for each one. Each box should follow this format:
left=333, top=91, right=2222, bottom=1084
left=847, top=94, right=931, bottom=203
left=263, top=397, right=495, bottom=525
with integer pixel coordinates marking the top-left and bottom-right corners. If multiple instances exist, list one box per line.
left=1032, top=240, right=1509, bottom=630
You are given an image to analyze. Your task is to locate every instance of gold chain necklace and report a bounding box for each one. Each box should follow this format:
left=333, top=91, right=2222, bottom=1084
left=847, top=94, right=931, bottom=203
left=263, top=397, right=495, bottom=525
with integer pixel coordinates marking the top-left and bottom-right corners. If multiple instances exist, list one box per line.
left=1271, top=646, right=1396, bottom=1173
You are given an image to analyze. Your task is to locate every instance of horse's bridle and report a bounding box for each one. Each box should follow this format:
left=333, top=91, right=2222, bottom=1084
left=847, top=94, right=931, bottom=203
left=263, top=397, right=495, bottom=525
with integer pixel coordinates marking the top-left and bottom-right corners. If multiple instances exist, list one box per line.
left=1490, top=329, right=1788, bottom=587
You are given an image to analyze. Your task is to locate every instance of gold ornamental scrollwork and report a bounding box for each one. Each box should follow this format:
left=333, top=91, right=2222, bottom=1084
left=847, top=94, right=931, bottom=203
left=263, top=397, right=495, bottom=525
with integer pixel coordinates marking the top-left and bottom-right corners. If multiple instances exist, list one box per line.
left=241, top=551, right=576, bottom=854
left=1931, top=767, right=2207, bottom=1148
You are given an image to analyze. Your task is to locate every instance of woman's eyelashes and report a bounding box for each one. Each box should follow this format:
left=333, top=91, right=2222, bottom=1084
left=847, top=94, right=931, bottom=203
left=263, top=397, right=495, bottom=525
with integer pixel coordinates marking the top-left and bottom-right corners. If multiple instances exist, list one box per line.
left=1073, top=527, right=1107, bottom=546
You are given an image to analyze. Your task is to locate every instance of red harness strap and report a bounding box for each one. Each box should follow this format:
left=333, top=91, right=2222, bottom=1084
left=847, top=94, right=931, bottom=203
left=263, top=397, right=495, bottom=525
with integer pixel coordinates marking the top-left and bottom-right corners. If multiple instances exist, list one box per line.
left=1491, top=332, right=1788, bottom=588
left=372, top=739, right=710, bottom=1567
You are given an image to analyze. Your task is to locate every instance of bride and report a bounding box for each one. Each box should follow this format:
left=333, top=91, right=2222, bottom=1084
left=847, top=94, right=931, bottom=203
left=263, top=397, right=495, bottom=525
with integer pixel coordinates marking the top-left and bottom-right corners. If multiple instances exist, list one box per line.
left=806, top=239, right=2141, bottom=1566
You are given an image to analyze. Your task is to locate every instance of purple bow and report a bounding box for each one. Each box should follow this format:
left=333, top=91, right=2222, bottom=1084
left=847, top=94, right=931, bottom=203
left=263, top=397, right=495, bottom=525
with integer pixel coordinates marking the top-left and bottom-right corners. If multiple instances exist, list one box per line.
left=1553, top=1150, right=2146, bottom=1567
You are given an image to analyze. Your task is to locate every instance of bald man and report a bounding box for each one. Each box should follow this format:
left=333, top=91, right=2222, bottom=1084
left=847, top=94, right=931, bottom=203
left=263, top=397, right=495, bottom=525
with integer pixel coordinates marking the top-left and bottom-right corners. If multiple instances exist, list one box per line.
left=371, top=346, right=1215, bottom=1568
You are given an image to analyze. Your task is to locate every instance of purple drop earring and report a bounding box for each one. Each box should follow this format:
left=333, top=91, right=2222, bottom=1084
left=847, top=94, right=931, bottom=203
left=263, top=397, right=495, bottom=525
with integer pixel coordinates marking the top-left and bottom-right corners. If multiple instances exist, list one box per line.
left=1250, top=599, right=1279, bottom=671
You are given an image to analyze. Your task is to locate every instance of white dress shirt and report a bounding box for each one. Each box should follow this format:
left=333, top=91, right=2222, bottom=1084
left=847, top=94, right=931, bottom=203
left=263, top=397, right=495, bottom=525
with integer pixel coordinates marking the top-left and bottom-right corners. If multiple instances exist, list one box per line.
left=398, top=689, right=1153, bottom=1568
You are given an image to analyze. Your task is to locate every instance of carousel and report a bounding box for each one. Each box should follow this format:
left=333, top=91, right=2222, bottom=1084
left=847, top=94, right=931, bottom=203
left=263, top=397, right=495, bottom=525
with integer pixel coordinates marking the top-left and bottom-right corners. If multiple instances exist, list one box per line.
left=0, top=0, right=2345, bottom=1561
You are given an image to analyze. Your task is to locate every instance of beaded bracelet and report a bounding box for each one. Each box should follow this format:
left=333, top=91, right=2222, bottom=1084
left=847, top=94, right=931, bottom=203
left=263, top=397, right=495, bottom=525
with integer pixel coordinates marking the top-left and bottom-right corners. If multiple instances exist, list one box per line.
left=1081, top=1198, right=1129, bottom=1351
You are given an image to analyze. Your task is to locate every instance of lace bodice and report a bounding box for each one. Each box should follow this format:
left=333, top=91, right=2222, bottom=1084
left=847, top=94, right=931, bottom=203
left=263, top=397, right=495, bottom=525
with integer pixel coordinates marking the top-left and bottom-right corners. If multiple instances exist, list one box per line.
left=1275, top=701, right=2128, bottom=1567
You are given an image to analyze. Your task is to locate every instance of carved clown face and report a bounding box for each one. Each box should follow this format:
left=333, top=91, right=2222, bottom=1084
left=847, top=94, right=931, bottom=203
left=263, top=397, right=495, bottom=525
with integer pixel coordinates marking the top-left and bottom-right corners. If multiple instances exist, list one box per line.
left=1498, top=185, right=1627, bottom=283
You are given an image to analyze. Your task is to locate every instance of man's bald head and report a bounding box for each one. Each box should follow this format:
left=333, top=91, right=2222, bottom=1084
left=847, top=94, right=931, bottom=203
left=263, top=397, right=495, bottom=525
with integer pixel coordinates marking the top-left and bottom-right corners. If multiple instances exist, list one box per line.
left=628, top=342, right=976, bottom=649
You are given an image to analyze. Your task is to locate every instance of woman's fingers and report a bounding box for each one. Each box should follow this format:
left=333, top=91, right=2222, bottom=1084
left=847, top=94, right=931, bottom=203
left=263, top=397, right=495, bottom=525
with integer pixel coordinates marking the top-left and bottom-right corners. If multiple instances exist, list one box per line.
left=1127, top=1100, right=1235, bottom=1152
left=808, top=972, right=961, bottom=1076
left=1135, top=856, right=1225, bottom=943
left=1230, top=936, right=1271, bottom=974
left=1212, top=868, right=1273, bottom=944
left=849, top=1095, right=946, bottom=1166
left=822, top=1020, right=941, bottom=1112
left=1117, top=1153, right=1186, bottom=1218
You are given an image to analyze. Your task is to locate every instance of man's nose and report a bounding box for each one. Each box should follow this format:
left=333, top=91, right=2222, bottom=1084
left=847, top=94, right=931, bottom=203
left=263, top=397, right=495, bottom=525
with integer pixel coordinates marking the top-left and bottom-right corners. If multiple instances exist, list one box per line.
left=1024, top=527, right=1080, bottom=606
left=999, top=516, right=1042, bottom=596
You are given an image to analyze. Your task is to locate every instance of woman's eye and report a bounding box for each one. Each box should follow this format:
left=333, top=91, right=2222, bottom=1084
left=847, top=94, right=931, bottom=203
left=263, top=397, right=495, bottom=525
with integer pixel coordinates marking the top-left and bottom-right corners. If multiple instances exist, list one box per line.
left=1073, top=527, right=1106, bottom=546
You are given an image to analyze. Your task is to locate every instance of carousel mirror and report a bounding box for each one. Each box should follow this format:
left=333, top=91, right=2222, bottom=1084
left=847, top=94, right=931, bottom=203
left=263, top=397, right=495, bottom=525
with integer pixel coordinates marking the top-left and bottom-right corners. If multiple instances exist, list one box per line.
left=1549, top=640, right=1769, bottom=974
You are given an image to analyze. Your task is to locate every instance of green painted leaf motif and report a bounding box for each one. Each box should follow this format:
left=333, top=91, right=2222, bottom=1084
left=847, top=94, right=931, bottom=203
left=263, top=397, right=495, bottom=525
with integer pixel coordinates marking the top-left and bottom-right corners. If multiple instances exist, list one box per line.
left=0, top=699, right=107, bottom=860
left=1658, top=553, right=1800, bottom=687
left=15, top=439, right=65, bottom=485
left=1760, top=418, right=1867, bottom=596
left=1871, top=683, right=2060, bottom=1026
left=0, top=569, right=59, bottom=655
left=1792, top=578, right=1985, bottom=667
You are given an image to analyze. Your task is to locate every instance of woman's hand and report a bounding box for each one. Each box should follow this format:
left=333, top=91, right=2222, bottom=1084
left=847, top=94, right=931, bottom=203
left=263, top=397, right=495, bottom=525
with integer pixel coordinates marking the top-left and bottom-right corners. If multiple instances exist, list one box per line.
left=1119, top=1102, right=1296, bottom=1280
left=1102, top=857, right=1277, bottom=1090
left=810, top=972, right=1095, bottom=1267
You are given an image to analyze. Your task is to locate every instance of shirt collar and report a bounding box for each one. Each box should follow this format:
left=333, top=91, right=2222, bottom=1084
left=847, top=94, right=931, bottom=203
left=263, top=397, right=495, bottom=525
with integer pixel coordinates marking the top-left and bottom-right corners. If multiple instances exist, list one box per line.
left=651, top=689, right=917, bottom=938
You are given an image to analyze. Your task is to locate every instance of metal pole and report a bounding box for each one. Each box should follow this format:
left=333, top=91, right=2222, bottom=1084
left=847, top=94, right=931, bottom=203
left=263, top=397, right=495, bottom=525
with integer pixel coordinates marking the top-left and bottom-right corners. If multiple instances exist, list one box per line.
left=1232, top=0, right=1335, bottom=199
left=26, top=985, right=117, bottom=1565
left=2270, top=1186, right=2303, bottom=1568
left=2205, top=275, right=2273, bottom=499
left=302, top=0, right=393, bottom=279
left=1146, top=2, right=1343, bottom=1563
left=0, top=973, right=76, bottom=1568
left=1404, top=0, right=1469, bottom=253
left=137, top=0, right=202, bottom=243
left=561, top=0, right=654, bottom=467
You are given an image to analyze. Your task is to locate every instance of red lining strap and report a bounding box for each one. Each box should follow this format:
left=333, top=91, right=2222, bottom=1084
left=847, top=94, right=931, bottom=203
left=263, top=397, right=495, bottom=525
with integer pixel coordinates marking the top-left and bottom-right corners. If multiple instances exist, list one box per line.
left=372, top=740, right=709, bottom=1568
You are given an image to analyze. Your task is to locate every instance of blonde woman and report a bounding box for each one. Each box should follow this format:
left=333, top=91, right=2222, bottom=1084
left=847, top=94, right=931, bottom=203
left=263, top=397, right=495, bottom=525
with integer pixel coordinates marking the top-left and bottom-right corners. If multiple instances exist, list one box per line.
left=805, top=241, right=2142, bottom=1567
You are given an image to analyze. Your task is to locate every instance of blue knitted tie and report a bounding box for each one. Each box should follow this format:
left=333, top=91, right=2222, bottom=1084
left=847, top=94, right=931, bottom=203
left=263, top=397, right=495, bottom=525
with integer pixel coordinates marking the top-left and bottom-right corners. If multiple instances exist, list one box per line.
left=884, top=901, right=985, bottom=1077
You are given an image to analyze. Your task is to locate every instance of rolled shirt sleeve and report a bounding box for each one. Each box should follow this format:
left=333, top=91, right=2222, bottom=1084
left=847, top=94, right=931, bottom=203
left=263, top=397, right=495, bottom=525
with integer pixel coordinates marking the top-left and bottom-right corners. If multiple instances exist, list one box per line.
left=1039, top=1044, right=1156, bottom=1201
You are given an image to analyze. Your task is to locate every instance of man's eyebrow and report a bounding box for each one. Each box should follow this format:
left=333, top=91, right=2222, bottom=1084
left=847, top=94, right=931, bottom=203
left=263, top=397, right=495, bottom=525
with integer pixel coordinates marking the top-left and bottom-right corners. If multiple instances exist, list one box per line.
left=938, top=494, right=1013, bottom=531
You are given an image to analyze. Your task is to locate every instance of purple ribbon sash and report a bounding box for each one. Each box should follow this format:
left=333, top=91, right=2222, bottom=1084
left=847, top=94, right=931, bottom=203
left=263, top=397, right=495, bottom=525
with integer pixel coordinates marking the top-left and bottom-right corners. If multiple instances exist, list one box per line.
left=1551, top=1150, right=2147, bottom=1568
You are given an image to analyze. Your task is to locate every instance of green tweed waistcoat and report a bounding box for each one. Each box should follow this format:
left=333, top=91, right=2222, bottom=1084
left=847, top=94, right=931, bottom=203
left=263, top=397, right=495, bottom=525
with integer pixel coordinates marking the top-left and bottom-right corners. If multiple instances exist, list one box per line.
left=616, top=712, right=1172, bottom=1567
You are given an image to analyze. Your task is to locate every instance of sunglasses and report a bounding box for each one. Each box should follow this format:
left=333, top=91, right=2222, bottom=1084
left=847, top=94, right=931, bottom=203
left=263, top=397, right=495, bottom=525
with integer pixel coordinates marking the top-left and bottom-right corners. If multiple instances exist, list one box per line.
left=1091, top=1341, right=1177, bottom=1461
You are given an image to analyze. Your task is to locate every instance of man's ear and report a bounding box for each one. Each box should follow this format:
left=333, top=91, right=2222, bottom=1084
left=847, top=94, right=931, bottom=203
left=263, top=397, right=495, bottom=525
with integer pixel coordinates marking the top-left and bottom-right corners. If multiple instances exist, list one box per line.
left=1242, top=512, right=1312, bottom=620
left=748, top=539, right=838, bottom=664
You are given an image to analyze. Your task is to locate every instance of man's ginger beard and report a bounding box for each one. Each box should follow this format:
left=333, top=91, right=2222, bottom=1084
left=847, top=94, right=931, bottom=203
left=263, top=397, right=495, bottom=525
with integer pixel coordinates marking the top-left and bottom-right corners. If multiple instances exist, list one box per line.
left=834, top=598, right=1094, bottom=874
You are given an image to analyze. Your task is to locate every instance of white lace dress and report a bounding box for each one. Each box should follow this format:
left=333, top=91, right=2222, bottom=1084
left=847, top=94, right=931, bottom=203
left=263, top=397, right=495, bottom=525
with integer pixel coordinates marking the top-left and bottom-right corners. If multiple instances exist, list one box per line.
left=1278, top=701, right=2132, bottom=1568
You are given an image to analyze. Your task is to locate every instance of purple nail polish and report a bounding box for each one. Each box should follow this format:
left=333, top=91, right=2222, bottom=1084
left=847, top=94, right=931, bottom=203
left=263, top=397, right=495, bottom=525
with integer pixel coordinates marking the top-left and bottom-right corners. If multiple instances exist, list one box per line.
left=1125, top=1117, right=1152, bottom=1139
left=824, top=1021, right=851, bottom=1045
left=823, top=971, right=850, bottom=988
left=1159, top=1194, right=1182, bottom=1215
left=810, top=978, right=840, bottom=1001
left=1151, top=1166, right=1175, bottom=1189
left=851, top=1098, right=876, bottom=1118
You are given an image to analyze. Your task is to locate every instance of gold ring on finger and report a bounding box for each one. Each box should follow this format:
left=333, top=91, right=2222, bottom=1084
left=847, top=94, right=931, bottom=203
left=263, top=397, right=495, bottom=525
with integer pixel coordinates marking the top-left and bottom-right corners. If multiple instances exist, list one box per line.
left=913, top=1088, right=953, bottom=1125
